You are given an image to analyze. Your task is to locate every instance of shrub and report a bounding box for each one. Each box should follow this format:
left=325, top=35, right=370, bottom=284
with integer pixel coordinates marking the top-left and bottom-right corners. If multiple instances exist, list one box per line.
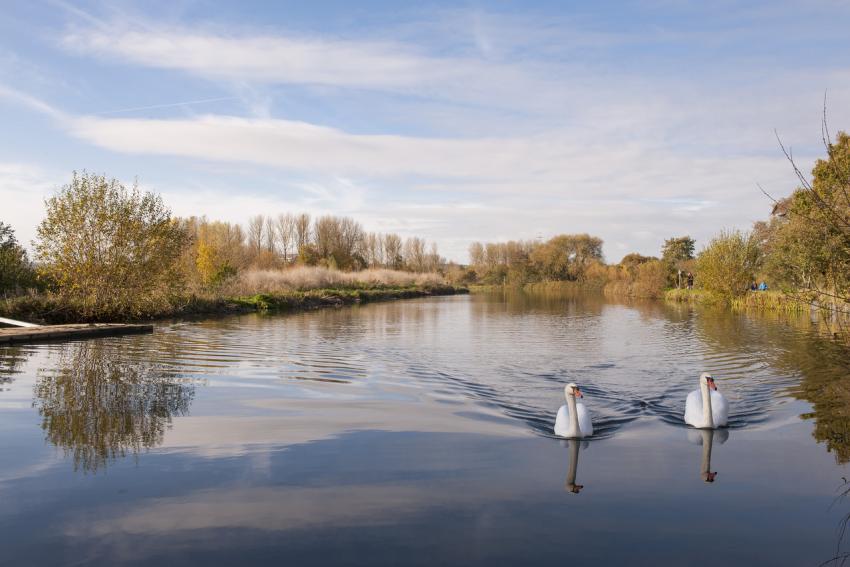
left=0, top=222, right=37, bottom=295
left=35, top=172, right=188, bottom=318
left=695, top=230, right=760, bottom=300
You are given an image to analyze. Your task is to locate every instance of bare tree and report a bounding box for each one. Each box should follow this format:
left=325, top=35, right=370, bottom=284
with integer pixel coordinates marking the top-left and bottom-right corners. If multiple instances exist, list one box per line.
left=294, top=213, right=311, bottom=258
left=247, top=214, right=265, bottom=257
left=403, top=237, right=427, bottom=272
left=264, top=216, right=276, bottom=253
left=275, top=213, right=295, bottom=263
left=383, top=233, right=403, bottom=269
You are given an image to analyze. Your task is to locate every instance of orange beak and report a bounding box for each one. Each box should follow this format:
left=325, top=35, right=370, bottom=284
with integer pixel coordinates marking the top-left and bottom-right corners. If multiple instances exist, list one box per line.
left=575, top=388, right=583, bottom=398
left=707, top=378, right=718, bottom=391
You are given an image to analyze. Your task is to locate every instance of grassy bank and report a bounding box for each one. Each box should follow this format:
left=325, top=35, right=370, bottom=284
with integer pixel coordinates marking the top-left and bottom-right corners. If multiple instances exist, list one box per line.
left=1, top=284, right=467, bottom=324
left=664, top=288, right=813, bottom=313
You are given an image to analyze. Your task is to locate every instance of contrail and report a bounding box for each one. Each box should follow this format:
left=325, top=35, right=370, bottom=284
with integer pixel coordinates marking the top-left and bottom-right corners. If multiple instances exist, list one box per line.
left=94, top=97, right=237, bottom=116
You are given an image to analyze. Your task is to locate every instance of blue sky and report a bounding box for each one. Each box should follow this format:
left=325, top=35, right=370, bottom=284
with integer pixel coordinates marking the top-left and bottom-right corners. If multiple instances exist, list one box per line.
left=2, top=0, right=849, bottom=262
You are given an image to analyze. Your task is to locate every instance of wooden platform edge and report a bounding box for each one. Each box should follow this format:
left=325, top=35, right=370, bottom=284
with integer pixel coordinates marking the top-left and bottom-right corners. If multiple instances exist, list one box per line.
left=0, top=323, right=154, bottom=345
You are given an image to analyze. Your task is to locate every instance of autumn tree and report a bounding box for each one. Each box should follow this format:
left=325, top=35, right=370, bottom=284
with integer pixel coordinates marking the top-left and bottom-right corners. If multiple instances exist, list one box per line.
left=35, top=172, right=188, bottom=318
left=529, top=234, right=603, bottom=281
left=764, top=130, right=850, bottom=311
left=695, top=230, right=760, bottom=299
left=196, top=220, right=245, bottom=287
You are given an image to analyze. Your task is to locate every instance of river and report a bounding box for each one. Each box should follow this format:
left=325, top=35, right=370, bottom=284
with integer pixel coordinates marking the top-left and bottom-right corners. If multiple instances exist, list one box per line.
left=1, top=290, right=849, bottom=566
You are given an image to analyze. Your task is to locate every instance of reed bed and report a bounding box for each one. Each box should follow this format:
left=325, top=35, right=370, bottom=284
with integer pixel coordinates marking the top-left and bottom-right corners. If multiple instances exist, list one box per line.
left=730, top=291, right=812, bottom=313
left=227, top=267, right=445, bottom=294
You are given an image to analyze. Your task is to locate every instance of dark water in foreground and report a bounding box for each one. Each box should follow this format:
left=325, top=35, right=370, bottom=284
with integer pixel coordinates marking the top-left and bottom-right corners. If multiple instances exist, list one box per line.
left=1, top=291, right=850, bottom=566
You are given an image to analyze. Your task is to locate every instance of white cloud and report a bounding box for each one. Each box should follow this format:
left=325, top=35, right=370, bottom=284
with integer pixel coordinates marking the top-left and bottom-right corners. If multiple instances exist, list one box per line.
left=0, top=83, right=813, bottom=261
left=0, top=163, right=59, bottom=250
left=61, top=29, right=474, bottom=90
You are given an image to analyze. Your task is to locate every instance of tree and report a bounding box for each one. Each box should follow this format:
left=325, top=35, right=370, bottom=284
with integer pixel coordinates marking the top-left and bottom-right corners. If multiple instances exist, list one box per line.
left=529, top=234, right=603, bottom=281
left=247, top=214, right=265, bottom=257
left=764, top=130, right=850, bottom=314
left=661, top=235, right=696, bottom=287
left=695, top=230, right=760, bottom=299
left=195, top=220, right=244, bottom=287
left=468, top=242, right=484, bottom=266
left=383, top=233, right=403, bottom=269
left=294, top=213, right=311, bottom=260
left=661, top=236, right=695, bottom=265
left=0, top=221, right=36, bottom=294
left=35, top=172, right=188, bottom=317
left=275, top=213, right=295, bottom=263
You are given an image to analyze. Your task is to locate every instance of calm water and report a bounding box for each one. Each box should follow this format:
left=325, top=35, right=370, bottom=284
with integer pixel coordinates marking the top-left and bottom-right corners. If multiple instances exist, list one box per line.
left=1, top=291, right=849, bottom=566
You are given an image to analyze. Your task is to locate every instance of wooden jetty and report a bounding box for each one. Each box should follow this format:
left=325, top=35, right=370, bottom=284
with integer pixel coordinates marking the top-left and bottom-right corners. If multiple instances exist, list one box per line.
left=0, top=318, right=153, bottom=345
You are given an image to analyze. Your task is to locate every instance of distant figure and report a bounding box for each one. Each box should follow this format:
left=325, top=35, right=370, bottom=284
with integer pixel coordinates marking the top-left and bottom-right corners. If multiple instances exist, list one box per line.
left=750, top=281, right=757, bottom=291
left=686, top=272, right=694, bottom=289
left=758, top=281, right=768, bottom=291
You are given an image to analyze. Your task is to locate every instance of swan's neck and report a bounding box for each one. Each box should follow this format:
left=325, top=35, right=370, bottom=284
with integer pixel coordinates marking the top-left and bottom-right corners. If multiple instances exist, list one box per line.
left=701, top=382, right=714, bottom=428
left=566, top=439, right=579, bottom=489
left=567, top=394, right=580, bottom=435
left=700, top=430, right=713, bottom=475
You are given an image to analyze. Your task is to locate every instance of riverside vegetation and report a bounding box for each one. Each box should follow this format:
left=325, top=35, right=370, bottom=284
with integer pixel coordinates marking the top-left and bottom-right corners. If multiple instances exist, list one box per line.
left=464, top=129, right=849, bottom=339
left=0, top=172, right=462, bottom=323
left=2, top=129, right=847, bottom=335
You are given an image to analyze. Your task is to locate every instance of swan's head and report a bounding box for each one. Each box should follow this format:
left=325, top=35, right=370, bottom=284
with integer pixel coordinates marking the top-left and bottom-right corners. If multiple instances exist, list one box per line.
left=565, top=383, right=583, bottom=399
left=700, top=372, right=718, bottom=391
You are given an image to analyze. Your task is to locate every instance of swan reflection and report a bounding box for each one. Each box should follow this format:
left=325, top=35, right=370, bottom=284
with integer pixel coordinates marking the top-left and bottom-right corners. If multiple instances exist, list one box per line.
left=686, top=428, right=729, bottom=483
left=562, top=439, right=589, bottom=494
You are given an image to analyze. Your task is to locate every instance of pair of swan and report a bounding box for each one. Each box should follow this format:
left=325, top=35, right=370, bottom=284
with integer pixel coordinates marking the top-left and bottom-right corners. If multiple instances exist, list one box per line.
left=554, top=372, right=729, bottom=438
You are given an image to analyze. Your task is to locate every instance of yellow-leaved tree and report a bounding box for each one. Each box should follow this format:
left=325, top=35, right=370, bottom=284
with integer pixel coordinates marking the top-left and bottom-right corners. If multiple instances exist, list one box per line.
left=35, top=171, right=188, bottom=319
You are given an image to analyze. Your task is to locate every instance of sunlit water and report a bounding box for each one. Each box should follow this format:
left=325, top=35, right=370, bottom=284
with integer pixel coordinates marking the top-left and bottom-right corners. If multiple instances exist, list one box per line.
left=1, top=291, right=849, bottom=566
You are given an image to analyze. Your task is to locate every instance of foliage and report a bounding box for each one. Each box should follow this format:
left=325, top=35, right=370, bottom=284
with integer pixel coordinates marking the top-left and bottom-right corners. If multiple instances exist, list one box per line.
left=34, top=341, right=193, bottom=473
left=529, top=234, right=604, bottom=281
left=661, top=236, right=695, bottom=265
left=0, top=221, right=37, bottom=294
left=661, top=235, right=696, bottom=287
left=763, top=131, right=850, bottom=311
left=35, top=172, right=188, bottom=318
left=695, top=230, right=761, bottom=300
left=604, top=258, right=667, bottom=298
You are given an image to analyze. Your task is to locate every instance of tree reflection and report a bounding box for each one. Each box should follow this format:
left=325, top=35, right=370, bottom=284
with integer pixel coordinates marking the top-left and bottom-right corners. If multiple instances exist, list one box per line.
left=34, top=341, right=194, bottom=473
left=693, top=305, right=850, bottom=463
left=0, top=346, right=29, bottom=391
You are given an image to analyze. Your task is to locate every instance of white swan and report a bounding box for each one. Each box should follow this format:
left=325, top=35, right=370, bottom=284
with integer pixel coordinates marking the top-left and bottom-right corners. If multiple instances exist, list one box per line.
left=554, top=383, right=593, bottom=438
left=684, top=372, right=729, bottom=429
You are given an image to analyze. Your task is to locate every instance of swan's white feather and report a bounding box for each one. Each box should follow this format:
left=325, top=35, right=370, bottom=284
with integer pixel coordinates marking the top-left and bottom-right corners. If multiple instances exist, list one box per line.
left=554, top=402, right=594, bottom=438
left=684, top=388, right=729, bottom=428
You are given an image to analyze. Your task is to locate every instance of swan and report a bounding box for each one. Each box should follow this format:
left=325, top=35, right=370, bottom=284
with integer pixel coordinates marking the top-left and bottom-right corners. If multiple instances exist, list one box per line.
left=554, top=383, right=593, bottom=438
left=684, top=372, right=729, bottom=429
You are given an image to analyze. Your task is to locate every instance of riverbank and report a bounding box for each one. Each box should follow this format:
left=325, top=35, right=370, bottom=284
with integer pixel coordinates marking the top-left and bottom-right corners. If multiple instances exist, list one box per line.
left=664, top=288, right=816, bottom=312
left=0, top=284, right=467, bottom=324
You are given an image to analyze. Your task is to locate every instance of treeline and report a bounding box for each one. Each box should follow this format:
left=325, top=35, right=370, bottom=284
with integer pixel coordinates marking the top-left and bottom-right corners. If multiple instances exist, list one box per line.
left=465, top=232, right=691, bottom=298
left=0, top=171, right=448, bottom=318
left=692, top=129, right=849, bottom=313
left=467, top=234, right=605, bottom=285
left=467, top=129, right=850, bottom=324
left=180, top=213, right=442, bottom=289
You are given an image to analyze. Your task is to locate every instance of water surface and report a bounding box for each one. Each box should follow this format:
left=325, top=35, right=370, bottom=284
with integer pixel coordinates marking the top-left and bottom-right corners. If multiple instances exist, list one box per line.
left=1, top=291, right=849, bottom=566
